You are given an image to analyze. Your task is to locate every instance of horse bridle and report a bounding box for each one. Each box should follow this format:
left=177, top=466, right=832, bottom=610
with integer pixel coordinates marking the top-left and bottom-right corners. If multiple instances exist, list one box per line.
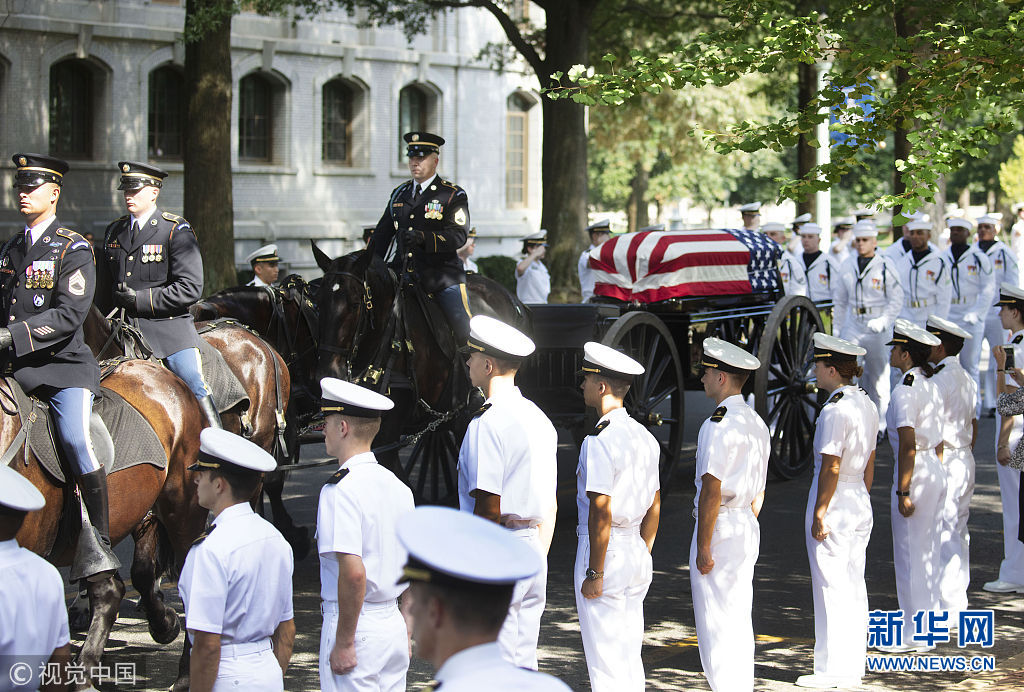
left=318, top=269, right=377, bottom=375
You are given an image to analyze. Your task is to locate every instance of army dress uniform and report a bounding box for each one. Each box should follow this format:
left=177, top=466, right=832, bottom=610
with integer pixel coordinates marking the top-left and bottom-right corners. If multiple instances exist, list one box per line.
left=103, top=163, right=214, bottom=419
left=317, top=379, right=415, bottom=692
left=926, top=317, right=978, bottom=620
left=980, top=226, right=1019, bottom=413
left=457, top=316, right=558, bottom=670
left=943, top=221, right=995, bottom=398
left=690, top=339, right=770, bottom=691
left=368, top=132, right=471, bottom=342
left=574, top=343, right=660, bottom=692
left=831, top=224, right=904, bottom=435
left=884, top=321, right=946, bottom=651
left=0, top=465, right=71, bottom=692
left=799, top=335, right=877, bottom=688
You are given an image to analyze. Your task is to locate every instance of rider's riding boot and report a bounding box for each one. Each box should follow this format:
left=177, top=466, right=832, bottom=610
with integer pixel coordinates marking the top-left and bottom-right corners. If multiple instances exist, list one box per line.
left=198, top=395, right=224, bottom=429
left=75, top=468, right=121, bottom=582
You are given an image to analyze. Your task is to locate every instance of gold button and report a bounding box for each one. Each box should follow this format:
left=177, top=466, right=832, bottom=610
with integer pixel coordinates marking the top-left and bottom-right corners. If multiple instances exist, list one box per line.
left=128, top=255, right=133, bottom=261
left=126, top=271, right=132, bottom=277
left=10, top=298, right=15, bottom=303
left=410, top=214, right=415, bottom=219
left=407, top=253, right=413, bottom=258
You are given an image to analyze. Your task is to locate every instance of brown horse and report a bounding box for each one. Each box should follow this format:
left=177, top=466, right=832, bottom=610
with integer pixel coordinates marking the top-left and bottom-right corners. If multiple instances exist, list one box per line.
left=82, top=307, right=304, bottom=557
left=312, top=244, right=529, bottom=504
left=5, top=359, right=206, bottom=690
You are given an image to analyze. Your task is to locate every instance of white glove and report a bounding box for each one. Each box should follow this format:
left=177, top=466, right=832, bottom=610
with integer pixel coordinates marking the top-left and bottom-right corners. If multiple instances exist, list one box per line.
left=963, top=312, right=979, bottom=325
left=866, top=318, right=887, bottom=334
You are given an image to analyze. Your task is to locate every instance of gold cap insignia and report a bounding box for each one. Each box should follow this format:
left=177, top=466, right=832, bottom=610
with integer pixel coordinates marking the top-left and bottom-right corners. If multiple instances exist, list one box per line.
left=17, top=156, right=26, bottom=167
left=122, top=163, right=130, bottom=173
left=411, top=133, right=420, bottom=141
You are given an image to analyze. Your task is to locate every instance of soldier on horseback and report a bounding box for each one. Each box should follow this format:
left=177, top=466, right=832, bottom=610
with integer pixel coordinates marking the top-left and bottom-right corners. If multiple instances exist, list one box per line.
left=103, top=161, right=223, bottom=429
left=367, top=132, right=473, bottom=343
left=0, top=153, right=120, bottom=579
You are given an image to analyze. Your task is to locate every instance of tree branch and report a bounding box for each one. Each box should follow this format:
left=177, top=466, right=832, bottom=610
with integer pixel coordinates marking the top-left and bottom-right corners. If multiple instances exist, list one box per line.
left=421, top=0, right=546, bottom=76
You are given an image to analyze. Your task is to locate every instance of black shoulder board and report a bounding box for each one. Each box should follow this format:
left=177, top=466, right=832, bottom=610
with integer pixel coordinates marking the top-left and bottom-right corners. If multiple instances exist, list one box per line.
left=590, top=420, right=610, bottom=436
left=419, top=681, right=442, bottom=692
left=903, top=373, right=915, bottom=386
left=1014, top=334, right=1023, bottom=344
left=710, top=406, right=727, bottom=422
left=933, top=363, right=945, bottom=373
left=472, top=403, right=492, bottom=419
left=827, top=391, right=844, bottom=405
left=191, top=524, right=215, bottom=546
left=325, top=468, right=350, bottom=485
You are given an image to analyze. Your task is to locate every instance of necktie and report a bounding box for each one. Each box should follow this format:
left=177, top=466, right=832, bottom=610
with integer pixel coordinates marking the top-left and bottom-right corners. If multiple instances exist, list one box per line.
left=413, top=184, right=422, bottom=203
left=131, top=221, right=139, bottom=242
left=24, top=229, right=31, bottom=247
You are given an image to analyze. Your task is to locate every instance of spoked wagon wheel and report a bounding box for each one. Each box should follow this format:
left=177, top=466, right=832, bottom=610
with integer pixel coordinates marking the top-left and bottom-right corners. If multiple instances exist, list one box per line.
left=602, top=312, right=685, bottom=490
left=398, top=422, right=461, bottom=506
left=754, top=295, right=824, bottom=480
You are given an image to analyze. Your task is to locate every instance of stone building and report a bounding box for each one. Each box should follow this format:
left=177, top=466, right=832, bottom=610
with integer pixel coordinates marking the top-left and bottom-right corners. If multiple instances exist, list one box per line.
left=0, top=0, right=542, bottom=276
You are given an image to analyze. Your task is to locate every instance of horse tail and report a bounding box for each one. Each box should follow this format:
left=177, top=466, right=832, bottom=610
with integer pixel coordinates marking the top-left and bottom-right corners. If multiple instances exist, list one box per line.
left=138, top=511, right=179, bottom=582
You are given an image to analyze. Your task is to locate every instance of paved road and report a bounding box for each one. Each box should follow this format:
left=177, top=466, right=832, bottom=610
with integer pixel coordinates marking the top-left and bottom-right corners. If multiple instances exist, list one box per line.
left=78, top=390, right=1024, bottom=691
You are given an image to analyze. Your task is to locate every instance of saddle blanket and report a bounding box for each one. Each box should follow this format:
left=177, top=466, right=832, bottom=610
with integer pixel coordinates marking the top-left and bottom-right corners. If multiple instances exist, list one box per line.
left=197, top=332, right=249, bottom=414
left=590, top=228, right=782, bottom=302
left=10, top=377, right=167, bottom=485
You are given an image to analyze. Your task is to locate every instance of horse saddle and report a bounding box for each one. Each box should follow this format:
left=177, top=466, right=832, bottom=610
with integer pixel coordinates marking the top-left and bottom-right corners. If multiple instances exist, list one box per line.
left=3, top=376, right=167, bottom=485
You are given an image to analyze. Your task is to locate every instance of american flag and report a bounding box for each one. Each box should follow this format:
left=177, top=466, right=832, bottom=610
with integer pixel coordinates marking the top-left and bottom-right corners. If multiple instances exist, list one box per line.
left=590, top=228, right=782, bottom=302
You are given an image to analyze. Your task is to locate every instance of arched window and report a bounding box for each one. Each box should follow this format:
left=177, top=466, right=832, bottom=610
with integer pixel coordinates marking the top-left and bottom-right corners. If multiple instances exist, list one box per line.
left=398, top=85, right=429, bottom=161
left=149, top=65, right=186, bottom=159
left=49, top=60, right=94, bottom=158
left=239, top=73, right=274, bottom=161
left=506, top=93, right=533, bottom=208
left=322, top=79, right=353, bottom=164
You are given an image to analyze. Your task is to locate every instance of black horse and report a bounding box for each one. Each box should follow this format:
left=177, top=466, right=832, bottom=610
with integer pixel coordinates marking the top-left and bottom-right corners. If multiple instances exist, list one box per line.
left=312, top=242, right=529, bottom=504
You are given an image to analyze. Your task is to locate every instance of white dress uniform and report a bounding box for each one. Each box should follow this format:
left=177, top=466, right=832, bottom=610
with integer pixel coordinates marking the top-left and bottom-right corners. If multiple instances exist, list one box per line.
left=396, top=506, right=571, bottom=692
left=802, top=363, right=877, bottom=685
left=896, top=246, right=952, bottom=327
left=1012, top=217, right=1024, bottom=261
left=779, top=248, right=808, bottom=296
left=517, top=260, right=550, bottom=304
left=886, top=351, right=946, bottom=648
left=690, top=340, right=770, bottom=692
left=943, top=241, right=995, bottom=394
left=0, top=466, right=70, bottom=692
left=458, top=384, right=558, bottom=669
left=464, top=257, right=479, bottom=273
left=800, top=250, right=840, bottom=303
left=579, top=245, right=599, bottom=302
left=927, top=332, right=977, bottom=619
left=832, top=250, right=904, bottom=433
left=981, top=240, right=1019, bottom=411
left=575, top=369, right=660, bottom=692
left=991, top=308, right=1024, bottom=587
left=317, top=451, right=415, bottom=692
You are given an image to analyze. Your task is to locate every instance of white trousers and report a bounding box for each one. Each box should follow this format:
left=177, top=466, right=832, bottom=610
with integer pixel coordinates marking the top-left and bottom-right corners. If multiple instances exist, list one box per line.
left=939, top=446, right=976, bottom=616
left=981, top=313, right=1008, bottom=410
left=574, top=529, right=652, bottom=692
left=498, top=530, right=547, bottom=670
left=804, top=478, right=872, bottom=679
left=840, top=322, right=890, bottom=433
left=994, top=414, right=1024, bottom=583
left=690, top=510, right=759, bottom=692
left=319, top=602, right=408, bottom=692
left=214, top=642, right=283, bottom=692
left=891, top=451, right=945, bottom=644
left=955, top=318, right=988, bottom=416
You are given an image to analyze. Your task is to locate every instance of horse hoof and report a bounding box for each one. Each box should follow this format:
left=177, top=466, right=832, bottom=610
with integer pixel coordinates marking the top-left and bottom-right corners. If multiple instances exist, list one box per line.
left=149, top=612, right=181, bottom=645
left=68, top=604, right=91, bottom=632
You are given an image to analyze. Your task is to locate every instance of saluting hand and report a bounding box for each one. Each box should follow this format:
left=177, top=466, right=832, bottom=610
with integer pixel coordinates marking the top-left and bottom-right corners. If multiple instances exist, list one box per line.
left=330, top=640, right=357, bottom=676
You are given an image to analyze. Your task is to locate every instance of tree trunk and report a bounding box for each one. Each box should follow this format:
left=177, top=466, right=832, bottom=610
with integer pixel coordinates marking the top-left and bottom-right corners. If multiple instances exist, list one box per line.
left=626, top=163, right=650, bottom=233
left=539, top=2, right=597, bottom=299
left=184, top=0, right=235, bottom=296
left=796, top=61, right=817, bottom=217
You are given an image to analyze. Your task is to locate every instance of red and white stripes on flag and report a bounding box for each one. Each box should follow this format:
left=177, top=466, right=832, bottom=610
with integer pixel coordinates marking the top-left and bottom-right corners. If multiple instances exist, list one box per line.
left=590, top=229, right=753, bottom=302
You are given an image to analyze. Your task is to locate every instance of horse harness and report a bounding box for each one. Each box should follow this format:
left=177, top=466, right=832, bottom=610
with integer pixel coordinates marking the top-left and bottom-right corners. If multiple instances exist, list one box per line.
left=259, top=284, right=319, bottom=370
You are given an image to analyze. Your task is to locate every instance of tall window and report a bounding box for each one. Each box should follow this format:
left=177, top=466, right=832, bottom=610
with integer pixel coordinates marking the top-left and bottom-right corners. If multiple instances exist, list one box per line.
left=49, top=60, right=94, bottom=158
left=506, top=93, right=531, bottom=208
left=322, top=79, right=353, bottom=164
left=239, top=73, right=273, bottom=161
left=149, top=66, right=185, bottom=159
left=398, top=85, right=428, bottom=161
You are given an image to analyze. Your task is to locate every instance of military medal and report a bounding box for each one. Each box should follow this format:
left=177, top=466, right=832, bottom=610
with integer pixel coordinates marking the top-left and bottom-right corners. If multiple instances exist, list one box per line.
left=154, top=245, right=162, bottom=262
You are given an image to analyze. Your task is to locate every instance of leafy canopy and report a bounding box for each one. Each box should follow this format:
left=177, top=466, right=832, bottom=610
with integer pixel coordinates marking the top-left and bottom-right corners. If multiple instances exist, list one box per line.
left=549, top=0, right=1024, bottom=213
